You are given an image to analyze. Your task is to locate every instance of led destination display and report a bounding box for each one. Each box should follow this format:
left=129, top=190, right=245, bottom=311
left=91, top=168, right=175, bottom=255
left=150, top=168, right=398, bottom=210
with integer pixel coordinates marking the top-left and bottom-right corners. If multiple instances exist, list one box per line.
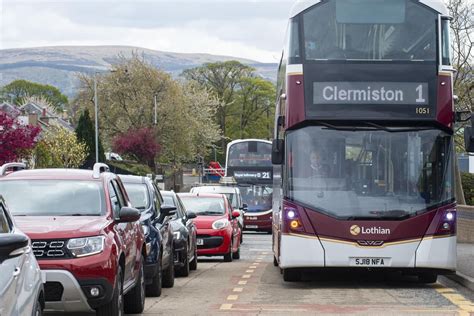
left=313, top=82, right=429, bottom=105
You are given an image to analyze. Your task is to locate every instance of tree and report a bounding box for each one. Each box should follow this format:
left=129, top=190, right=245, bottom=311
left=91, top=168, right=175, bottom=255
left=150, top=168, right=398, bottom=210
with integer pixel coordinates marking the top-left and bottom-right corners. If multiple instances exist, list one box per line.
left=75, top=108, right=105, bottom=168
left=1, top=80, right=69, bottom=110
left=0, top=112, right=41, bottom=165
left=113, top=128, right=160, bottom=169
left=73, top=54, right=221, bottom=166
left=34, top=126, right=87, bottom=168
left=182, top=61, right=254, bottom=151
left=182, top=61, right=276, bottom=158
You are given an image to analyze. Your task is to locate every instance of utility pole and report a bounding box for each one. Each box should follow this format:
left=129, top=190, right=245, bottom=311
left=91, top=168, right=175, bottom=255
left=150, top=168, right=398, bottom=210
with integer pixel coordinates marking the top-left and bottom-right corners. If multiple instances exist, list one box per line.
left=94, top=74, right=99, bottom=164
left=154, top=95, right=158, bottom=125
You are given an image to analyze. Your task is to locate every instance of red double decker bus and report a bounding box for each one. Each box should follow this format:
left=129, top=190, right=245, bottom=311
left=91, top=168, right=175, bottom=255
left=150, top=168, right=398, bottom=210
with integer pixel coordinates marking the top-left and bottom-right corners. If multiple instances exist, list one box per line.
left=272, top=0, right=456, bottom=282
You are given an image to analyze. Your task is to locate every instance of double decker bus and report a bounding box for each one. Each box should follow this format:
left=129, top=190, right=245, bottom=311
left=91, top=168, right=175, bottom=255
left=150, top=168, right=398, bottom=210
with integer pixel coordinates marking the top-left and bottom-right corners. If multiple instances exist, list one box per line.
left=225, top=139, right=273, bottom=232
left=272, top=0, right=456, bottom=282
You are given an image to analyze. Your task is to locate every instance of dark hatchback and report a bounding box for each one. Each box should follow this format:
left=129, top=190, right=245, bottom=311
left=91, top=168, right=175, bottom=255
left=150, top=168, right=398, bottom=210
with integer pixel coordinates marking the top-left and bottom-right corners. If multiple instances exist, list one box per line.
left=120, top=175, right=176, bottom=296
left=161, top=191, right=198, bottom=276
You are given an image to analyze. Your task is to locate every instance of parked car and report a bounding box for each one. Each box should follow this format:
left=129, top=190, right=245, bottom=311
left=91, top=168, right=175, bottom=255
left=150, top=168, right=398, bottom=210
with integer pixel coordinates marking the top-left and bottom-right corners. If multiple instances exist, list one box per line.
left=161, top=190, right=198, bottom=276
left=178, top=193, right=241, bottom=262
left=0, top=193, right=44, bottom=316
left=190, top=185, right=246, bottom=231
left=0, top=163, right=146, bottom=316
left=120, top=175, right=176, bottom=293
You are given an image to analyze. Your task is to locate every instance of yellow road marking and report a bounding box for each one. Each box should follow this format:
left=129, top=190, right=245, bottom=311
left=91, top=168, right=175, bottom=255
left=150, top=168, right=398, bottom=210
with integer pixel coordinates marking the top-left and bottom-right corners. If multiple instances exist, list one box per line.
left=233, top=287, right=243, bottom=292
left=227, top=295, right=239, bottom=301
left=238, top=280, right=247, bottom=285
left=262, top=252, right=268, bottom=255
left=242, top=274, right=251, bottom=279
left=253, top=262, right=260, bottom=265
left=249, top=265, right=257, bottom=269
left=220, top=304, right=233, bottom=310
left=435, top=286, right=474, bottom=315
left=246, top=269, right=254, bottom=273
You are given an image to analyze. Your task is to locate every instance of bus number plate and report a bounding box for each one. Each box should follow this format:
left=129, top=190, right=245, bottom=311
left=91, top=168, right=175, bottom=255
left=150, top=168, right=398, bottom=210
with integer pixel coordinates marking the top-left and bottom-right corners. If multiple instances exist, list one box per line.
left=197, top=239, right=204, bottom=246
left=247, top=217, right=258, bottom=220
left=350, top=257, right=390, bottom=267
left=246, top=225, right=258, bottom=229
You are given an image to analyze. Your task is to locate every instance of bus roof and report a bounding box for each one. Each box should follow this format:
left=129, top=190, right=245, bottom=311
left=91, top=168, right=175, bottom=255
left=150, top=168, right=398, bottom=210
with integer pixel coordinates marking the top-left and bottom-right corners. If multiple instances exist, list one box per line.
left=289, top=0, right=448, bottom=18
left=227, top=139, right=272, bottom=147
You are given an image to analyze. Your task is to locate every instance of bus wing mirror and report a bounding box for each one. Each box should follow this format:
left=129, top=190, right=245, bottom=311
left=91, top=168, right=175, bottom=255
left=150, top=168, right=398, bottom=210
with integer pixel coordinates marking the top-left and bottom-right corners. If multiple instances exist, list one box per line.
left=464, top=127, right=474, bottom=152
left=272, top=139, right=284, bottom=165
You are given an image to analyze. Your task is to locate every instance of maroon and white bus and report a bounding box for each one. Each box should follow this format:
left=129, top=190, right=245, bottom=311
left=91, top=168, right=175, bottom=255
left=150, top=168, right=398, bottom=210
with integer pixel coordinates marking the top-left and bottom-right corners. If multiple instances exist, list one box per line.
left=225, top=139, right=273, bottom=232
left=272, top=0, right=456, bottom=282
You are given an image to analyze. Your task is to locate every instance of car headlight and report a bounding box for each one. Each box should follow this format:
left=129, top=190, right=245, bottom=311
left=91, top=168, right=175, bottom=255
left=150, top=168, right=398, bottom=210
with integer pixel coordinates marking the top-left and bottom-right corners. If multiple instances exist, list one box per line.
left=67, top=236, right=105, bottom=258
left=173, top=231, right=181, bottom=240
left=212, top=219, right=229, bottom=230
left=142, top=225, right=150, bottom=236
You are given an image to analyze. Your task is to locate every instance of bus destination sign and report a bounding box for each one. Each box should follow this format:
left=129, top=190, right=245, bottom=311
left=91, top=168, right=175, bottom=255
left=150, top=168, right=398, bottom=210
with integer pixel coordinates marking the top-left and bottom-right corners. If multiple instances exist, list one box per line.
left=313, top=82, right=429, bottom=106
left=233, top=171, right=272, bottom=180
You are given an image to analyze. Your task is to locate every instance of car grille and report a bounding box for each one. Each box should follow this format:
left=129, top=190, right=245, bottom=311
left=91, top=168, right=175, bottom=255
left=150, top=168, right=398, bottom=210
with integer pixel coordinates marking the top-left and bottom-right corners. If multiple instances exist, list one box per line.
left=44, top=282, right=64, bottom=301
left=32, top=240, right=71, bottom=259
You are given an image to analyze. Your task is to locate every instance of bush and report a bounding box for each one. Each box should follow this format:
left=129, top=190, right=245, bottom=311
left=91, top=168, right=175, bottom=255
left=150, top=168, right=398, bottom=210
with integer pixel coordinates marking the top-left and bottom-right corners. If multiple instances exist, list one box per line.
left=461, top=172, right=474, bottom=205
left=107, top=161, right=152, bottom=176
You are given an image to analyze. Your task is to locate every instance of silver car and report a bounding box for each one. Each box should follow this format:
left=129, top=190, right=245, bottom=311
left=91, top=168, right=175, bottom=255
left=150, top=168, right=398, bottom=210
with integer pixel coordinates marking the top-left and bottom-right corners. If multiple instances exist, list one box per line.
left=0, top=196, right=44, bottom=316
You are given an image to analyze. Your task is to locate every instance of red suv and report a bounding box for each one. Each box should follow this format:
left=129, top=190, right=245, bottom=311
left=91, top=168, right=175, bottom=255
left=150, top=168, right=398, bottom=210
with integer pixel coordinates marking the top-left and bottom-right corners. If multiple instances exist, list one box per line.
left=178, top=193, right=241, bottom=262
left=0, top=163, right=146, bottom=316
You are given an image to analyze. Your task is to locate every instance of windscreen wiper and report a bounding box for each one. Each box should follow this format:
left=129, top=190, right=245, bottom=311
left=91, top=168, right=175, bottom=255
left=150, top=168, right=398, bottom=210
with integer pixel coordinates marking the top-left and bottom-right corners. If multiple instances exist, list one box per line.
left=316, top=121, right=434, bottom=133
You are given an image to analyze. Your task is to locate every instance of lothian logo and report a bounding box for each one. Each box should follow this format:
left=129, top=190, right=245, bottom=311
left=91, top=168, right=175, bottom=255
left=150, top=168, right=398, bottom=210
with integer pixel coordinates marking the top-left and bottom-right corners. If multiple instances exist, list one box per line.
left=350, top=225, right=390, bottom=236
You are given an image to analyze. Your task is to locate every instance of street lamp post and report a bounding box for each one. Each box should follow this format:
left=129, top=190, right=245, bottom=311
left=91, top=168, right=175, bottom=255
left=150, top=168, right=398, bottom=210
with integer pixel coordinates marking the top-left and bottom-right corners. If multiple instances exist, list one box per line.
left=154, top=94, right=158, bottom=125
left=94, top=74, right=99, bottom=164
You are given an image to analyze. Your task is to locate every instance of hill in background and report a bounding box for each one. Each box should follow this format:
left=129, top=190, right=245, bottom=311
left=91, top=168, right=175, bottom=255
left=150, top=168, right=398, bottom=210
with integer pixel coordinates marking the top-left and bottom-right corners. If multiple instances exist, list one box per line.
left=0, top=46, right=278, bottom=98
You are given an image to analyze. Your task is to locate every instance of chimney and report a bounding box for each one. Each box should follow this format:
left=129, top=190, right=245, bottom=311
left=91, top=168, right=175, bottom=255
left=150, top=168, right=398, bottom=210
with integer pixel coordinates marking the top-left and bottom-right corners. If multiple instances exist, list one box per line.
left=41, top=108, right=49, bottom=125
left=28, top=113, right=39, bottom=126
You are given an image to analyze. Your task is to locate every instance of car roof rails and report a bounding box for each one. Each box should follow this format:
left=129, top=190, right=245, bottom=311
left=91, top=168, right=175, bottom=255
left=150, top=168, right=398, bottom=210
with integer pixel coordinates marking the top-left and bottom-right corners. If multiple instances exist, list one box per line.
left=0, top=163, right=27, bottom=177
left=93, top=163, right=110, bottom=179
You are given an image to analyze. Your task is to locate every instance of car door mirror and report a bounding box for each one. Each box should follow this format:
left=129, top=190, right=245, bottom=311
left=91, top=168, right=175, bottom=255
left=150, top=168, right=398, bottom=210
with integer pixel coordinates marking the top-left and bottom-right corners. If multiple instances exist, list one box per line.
left=0, top=234, right=29, bottom=263
left=272, top=139, right=284, bottom=165
left=241, top=203, right=248, bottom=212
left=154, top=205, right=177, bottom=225
left=232, top=211, right=241, bottom=219
left=118, top=207, right=141, bottom=223
left=465, top=126, right=474, bottom=152
left=187, top=211, right=197, bottom=219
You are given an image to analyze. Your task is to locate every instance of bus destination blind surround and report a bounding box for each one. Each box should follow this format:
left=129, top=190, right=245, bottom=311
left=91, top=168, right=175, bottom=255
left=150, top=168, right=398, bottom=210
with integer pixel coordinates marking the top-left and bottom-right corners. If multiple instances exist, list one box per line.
left=313, top=82, right=429, bottom=105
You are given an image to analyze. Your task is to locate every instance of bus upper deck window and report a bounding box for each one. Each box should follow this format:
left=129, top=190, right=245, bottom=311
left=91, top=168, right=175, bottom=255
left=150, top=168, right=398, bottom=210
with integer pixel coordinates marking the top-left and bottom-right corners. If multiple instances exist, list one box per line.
left=441, top=18, right=452, bottom=66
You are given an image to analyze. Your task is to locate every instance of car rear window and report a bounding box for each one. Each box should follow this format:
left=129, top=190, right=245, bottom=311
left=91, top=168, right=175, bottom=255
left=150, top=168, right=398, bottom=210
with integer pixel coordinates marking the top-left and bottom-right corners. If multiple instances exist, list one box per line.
left=123, top=183, right=150, bottom=210
left=163, top=195, right=175, bottom=206
left=179, top=197, right=225, bottom=216
left=0, top=180, right=106, bottom=216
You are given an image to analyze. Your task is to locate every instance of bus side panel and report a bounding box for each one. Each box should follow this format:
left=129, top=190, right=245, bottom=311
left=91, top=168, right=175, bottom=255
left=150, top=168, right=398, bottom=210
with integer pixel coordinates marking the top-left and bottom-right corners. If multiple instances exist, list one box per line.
left=321, top=240, right=418, bottom=268
left=416, top=236, right=456, bottom=271
left=280, top=234, right=325, bottom=268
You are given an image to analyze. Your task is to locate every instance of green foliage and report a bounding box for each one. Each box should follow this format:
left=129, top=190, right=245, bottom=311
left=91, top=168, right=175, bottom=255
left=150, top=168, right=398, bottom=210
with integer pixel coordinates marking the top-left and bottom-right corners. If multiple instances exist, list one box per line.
left=461, top=172, right=474, bottom=205
left=107, top=161, right=152, bottom=176
left=1, top=80, right=68, bottom=110
left=182, top=60, right=276, bottom=161
left=73, top=55, right=221, bottom=166
left=75, top=109, right=105, bottom=168
left=34, top=126, right=87, bottom=168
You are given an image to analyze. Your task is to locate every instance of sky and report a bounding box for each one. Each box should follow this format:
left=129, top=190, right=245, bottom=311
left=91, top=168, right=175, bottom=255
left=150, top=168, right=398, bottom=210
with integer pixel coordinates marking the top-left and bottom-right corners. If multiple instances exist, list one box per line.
left=0, top=0, right=297, bottom=63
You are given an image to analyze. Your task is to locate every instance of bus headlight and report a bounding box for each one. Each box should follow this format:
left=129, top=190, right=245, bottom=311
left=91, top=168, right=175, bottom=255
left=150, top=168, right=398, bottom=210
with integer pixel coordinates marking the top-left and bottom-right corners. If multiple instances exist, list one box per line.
left=446, top=212, right=454, bottom=221
left=212, top=219, right=229, bottom=230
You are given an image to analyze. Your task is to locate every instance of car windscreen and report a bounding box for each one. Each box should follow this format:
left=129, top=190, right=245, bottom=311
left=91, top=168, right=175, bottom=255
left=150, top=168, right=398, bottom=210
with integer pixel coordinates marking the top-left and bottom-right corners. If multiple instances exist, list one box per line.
left=0, top=180, right=106, bottom=216
left=123, top=183, right=150, bottom=210
left=179, top=197, right=225, bottom=216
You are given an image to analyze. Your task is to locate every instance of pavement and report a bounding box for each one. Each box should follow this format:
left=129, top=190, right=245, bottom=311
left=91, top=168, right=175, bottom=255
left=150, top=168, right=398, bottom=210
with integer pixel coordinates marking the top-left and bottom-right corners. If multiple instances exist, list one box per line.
left=447, top=243, right=474, bottom=292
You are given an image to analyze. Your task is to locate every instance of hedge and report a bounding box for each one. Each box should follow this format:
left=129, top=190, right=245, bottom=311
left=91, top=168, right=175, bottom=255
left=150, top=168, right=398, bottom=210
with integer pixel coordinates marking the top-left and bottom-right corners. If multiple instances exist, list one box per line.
left=461, top=172, right=474, bottom=206
left=107, top=161, right=152, bottom=176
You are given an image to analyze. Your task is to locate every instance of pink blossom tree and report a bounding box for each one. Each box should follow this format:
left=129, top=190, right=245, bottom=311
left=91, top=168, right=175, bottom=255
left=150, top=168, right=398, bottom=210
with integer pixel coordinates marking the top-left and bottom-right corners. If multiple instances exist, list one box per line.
left=0, top=112, right=41, bottom=165
left=112, top=128, right=160, bottom=169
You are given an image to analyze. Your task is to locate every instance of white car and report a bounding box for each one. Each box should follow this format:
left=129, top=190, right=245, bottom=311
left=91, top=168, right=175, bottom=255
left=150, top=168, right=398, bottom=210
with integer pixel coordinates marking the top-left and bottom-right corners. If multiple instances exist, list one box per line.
left=190, top=185, right=246, bottom=229
left=0, top=196, right=44, bottom=316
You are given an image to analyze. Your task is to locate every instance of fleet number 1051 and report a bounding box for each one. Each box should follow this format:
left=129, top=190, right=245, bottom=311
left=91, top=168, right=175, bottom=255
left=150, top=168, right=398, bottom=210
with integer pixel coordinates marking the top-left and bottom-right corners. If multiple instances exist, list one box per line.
left=416, top=107, right=430, bottom=115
